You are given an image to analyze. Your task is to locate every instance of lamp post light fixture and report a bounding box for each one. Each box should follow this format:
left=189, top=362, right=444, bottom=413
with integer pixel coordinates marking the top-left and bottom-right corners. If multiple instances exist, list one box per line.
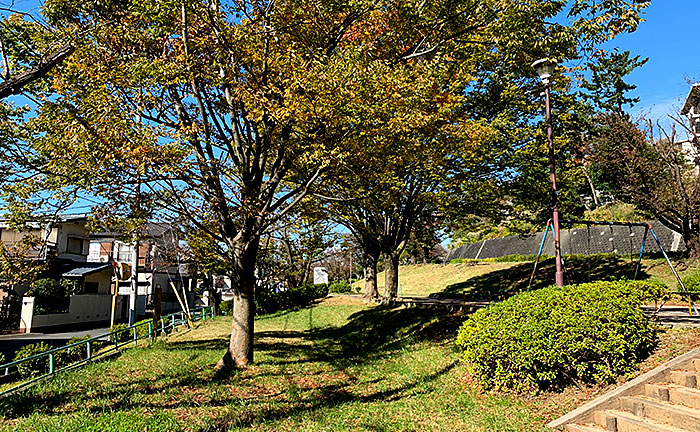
left=532, top=58, right=564, bottom=287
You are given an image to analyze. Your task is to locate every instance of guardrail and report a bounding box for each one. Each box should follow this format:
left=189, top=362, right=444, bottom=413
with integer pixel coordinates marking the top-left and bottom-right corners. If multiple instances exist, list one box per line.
left=0, top=306, right=214, bottom=398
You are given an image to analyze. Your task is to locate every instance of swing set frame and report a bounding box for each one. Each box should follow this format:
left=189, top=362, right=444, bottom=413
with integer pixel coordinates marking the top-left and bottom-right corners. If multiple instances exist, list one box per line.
left=528, top=219, right=699, bottom=316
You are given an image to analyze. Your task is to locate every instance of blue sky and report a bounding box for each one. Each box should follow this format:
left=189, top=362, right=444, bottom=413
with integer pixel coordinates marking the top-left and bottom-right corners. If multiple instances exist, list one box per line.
left=596, top=1, right=700, bottom=121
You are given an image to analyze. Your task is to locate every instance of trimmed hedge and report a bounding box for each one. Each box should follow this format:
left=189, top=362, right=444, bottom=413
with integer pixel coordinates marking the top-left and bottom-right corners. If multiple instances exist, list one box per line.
left=456, top=280, right=668, bottom=392
left=64, top=335, right=91, bottom=364
left=219, top=284, right=328, bottom=316
left=256, top=283, right=328, bottom=315
left=13, top=342, right=53, bottom=378
left=110, top=323, right=130, bottom=343
left=220, top=300, right=233, bottom=315
left=328, top=281, right=353, bottom=293
left=681, top=273, right=700, bottom=294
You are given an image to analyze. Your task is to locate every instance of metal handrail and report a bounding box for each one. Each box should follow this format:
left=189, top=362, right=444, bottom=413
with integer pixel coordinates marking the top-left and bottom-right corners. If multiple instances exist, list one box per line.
left=0, top=306, right=214, bottom=398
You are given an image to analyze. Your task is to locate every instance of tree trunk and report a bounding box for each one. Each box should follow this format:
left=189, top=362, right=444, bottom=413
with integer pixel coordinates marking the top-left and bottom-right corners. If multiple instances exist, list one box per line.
left=684, top=229, right=700, bottom=262
left=383, top=252, right=400, bottom=300
left=215, top=236, right=259, bottom=369
left=363, top=250, right=379, bottom=299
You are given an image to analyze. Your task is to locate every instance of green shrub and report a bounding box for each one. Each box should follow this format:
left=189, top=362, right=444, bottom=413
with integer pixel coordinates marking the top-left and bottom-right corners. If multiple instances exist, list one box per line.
left=13, top=342, right=53, bottom=378
left=681, top=273, right=700, bottom=294
left=133, top=319, right=155, bottom=338
left=28, top=278, right=75, bottom=315
left=0, top=352, right=5, bottom=366
left=328, top=281, right=352, bottom=293
left=255, top=283, right=328, bottom=315
left=110, top=323, right=129, bottom=343
left=220, top=300, right=233, bottom=315
left=456, top=280, right=663, bottom=392
left=63, top=335, right=91, bottom=364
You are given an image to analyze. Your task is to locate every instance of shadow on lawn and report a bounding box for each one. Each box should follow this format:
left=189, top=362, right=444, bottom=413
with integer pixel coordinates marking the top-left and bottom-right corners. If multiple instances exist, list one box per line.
left=254, top=305, right=468, bottom=367
left=430, top=254, right=650, bottom=302
left=0, top=303, right=469, bottom=424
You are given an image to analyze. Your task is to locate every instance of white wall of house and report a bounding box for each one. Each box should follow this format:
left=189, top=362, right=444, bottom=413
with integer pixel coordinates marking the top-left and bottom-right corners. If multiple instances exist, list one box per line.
left=52, top=221, right=90, bottom=261
left=83, top=271, right=112, bottom=295
left=19, top=294, right=112, bottom=333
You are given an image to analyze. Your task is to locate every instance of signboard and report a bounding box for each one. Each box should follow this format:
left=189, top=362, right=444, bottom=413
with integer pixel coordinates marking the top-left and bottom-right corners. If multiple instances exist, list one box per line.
left=313, top=267, right=328, bottom=285
left=113, top=262, right=132, bottom=281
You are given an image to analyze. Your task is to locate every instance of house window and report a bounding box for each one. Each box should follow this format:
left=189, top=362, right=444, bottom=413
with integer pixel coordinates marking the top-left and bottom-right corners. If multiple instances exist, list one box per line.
left=67, top=237, right=84, bottom=255
left=87, top=242, right=101, bottom=262
left=83, top=282, right=99, bottom=294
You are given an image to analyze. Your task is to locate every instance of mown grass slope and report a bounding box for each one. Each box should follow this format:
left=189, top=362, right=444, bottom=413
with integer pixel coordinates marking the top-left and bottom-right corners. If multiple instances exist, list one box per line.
left=364, top=256, right=700, bottom=299
left=0, top=297, right=549, bottom=432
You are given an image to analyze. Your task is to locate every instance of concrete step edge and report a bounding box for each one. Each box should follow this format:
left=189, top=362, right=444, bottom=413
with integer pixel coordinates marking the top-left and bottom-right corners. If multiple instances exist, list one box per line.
left=564, top=424, right=606, bottom=432
left=547, top=346, right=700, bottom=429
left=603, top=409, right=692, bottom=432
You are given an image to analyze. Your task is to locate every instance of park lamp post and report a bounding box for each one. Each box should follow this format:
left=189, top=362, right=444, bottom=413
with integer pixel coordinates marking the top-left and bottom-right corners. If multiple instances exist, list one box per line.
left=532, top=58, right=564, bottom=287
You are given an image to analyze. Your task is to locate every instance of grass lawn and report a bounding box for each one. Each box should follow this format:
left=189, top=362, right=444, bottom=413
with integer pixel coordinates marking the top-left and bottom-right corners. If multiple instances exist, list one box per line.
left=3, top=257, right=700, bottom=431
left=0, top=297, right=552, bottom=432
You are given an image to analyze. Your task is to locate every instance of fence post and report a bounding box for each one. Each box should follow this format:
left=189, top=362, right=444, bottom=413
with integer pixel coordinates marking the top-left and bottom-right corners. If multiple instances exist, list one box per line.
left=133, top=326, right=137, bottom=346
left=49, top=353, right=54, bottom=374
left=148, top=322, right=153, bottom=339
left=87, top=341, right=92, bottom=360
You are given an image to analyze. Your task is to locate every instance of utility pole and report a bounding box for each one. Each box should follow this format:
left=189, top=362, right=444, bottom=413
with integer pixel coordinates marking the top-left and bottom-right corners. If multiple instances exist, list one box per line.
left=129, top=240, right=139, bottom=326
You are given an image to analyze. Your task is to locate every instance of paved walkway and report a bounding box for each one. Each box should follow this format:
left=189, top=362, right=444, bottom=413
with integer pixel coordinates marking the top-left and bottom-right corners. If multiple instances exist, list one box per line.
left=643, top=305, right=700, bottom=328
left=0, top=326, right=111, bottom=359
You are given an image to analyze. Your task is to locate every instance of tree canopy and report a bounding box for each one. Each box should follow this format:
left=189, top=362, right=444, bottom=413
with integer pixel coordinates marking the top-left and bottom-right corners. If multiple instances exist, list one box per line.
left=0, top=0, right=651, bottom=368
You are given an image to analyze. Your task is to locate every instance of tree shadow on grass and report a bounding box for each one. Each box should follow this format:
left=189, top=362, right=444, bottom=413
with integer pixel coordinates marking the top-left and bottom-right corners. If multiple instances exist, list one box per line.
left=251, top=305, right=469, bottom=369
left=430, top=254, right=651, bottom=301
left=196, top=358, right=460, bottom=432
left=1, top=302, right=469, bottom=422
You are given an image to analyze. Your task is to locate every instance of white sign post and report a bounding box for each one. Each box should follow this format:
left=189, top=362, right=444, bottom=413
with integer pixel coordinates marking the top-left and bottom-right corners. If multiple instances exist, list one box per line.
left=313, top=267, right=329, bottom=285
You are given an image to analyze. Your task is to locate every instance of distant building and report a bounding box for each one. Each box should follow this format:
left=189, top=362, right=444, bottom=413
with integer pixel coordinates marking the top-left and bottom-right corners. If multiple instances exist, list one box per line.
left=0, top=214, right=111, bottom=299
left=0, top=216, right=196, bottom=332
left=88, top=222, right=196, bottom=319
left=681, top=83, right=700, bottom=137
left=680, top=84, right=700, bottom=167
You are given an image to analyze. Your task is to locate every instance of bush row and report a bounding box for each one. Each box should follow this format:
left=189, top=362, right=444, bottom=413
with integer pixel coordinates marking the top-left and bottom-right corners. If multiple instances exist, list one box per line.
left=220, top=283, right=329, bottom=316
left=110, top=317, right=171, bottom=343
left=12, top=335, right=93, bottom=378
left=328, top=281, right=355, bottom=293
left=456, top=280, right=668, bottom=392
left=681, top=273, right=700, bottom=294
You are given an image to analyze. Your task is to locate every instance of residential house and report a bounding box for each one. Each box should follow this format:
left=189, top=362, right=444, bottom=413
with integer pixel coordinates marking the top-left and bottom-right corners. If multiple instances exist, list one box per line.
left=88, top=222, right=197, bottom=320
left=0, top=214, right=113, bottom=332
left=680, top=83, right=700, bottom=167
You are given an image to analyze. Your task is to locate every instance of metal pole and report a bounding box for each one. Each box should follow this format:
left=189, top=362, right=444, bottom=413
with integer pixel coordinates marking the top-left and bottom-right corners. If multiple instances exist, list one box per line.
left=544, top=82, right=564, bottom=287
left=633, top=227, right=649, bottom=280
left=129, top=241, right=139, bottom=326
left=528, top=219, right=552, bottom=290
left=110, top=279, right=119, bottom=329
left=648, top=226, right=699, bottom=315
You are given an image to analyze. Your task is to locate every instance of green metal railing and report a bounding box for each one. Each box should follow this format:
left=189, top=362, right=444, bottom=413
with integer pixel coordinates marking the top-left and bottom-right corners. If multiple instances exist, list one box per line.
left=0, top=306, right=214, bottom=398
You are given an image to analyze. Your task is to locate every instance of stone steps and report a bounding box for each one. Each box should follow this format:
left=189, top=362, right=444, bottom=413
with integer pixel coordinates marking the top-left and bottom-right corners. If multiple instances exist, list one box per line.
left=554, top=353, right=700, bottom=432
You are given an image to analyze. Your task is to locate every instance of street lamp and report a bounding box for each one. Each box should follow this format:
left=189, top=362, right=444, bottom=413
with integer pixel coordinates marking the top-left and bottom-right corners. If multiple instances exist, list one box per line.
left=532, top=58, right=564, bottom=287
